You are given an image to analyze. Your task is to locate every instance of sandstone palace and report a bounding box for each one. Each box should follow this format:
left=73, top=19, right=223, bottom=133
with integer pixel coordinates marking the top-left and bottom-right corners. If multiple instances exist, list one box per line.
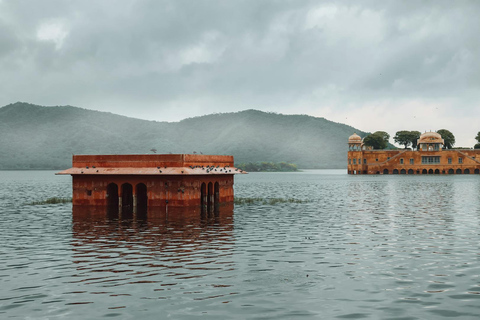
left=347, top=131, right=480, bottom=175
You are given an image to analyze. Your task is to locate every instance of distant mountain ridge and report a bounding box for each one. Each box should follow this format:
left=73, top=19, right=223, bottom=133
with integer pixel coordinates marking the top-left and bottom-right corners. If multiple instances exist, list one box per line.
left=0, top=102, right=368, bottom=169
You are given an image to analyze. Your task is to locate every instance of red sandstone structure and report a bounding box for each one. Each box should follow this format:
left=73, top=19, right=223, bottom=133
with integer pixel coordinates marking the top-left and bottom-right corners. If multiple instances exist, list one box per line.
left=57, top=154, right=245, bottom=216
left=348, top=132, right=480, bottom=175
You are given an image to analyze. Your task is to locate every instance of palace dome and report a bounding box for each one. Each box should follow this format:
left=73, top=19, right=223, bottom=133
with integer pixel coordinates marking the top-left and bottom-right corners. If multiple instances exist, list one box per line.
left=348, top=133, right=362, bottom=143
left=418, top=131, right=444, bottom=144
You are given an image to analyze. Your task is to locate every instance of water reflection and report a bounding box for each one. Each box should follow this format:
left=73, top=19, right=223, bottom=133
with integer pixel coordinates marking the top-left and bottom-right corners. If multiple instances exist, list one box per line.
left=68, top=206, right=237, bottom=308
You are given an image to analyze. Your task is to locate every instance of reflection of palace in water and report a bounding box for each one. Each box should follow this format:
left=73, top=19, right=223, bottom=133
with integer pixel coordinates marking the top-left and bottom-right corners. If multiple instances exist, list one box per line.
left=348, top=132, right=480, bottom=175
left=70, top=209, right=235, bottom=286
left=57, top=154, right=245, bottom=218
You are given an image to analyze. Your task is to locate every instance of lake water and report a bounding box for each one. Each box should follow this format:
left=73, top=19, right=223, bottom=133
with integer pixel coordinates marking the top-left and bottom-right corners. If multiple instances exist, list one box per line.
left=1, top=170, right=480, bottom=319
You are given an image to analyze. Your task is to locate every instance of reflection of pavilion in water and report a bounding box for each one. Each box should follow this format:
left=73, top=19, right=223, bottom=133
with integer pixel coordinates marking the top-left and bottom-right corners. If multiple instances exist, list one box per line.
left=57, top=154, right=245, bottom=218
left=70, top=208, right=235, bottom=290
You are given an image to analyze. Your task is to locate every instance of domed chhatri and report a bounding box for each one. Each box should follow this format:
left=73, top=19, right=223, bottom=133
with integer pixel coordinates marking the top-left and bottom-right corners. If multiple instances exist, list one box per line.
left=347, top=131, right=480, bottom=175
left=417, top=131, right=444, bottom=151
left=348, top=133, right=362, bottom=143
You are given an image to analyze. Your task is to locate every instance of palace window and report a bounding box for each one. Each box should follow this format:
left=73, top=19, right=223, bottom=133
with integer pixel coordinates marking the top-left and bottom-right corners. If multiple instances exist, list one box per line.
left=353, top=159, right=356, bottom=164
left=375, top=158, right=378, bottom=162
left=421, top=156, right=440, bottom=164
left=400, top=158, right=404, bottom=164
left=410, top=159, right=414, bottom=165
left=448, top=158, right=452, bottom=164
left=358, top=158, right=361, bottom=164
left=459, top=158, right=463, bottom=164
left=363, top=159, right=367, bottom=164
left=348, top=159, right=351, bottom=164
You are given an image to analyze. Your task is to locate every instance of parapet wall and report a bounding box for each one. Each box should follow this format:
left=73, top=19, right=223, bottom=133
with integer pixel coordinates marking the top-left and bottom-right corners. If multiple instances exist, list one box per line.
left=71, top=154, right=234, bottom=168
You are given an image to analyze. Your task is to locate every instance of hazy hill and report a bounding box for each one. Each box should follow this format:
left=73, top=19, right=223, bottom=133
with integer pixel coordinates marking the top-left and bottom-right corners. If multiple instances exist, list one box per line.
left=0, top=102, right=368, bottom=169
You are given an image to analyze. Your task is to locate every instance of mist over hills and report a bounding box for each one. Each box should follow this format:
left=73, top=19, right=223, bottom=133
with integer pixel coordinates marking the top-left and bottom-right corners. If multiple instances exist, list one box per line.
left=0, top=102, right=368, bottom=169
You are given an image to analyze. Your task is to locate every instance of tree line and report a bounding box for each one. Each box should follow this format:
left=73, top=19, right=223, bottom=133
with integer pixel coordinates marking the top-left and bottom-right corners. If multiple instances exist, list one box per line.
left=363, top=129, right=460, bottom=150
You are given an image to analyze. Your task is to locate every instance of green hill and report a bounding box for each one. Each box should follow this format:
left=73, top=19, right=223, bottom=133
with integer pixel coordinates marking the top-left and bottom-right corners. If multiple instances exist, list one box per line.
left=0, top=102, right=368, bottom=169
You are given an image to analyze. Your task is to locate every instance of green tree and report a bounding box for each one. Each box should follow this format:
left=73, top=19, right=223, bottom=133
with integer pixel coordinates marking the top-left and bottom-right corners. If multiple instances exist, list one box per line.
left=363, top=132, right=387, bottom=149
left=373, top=131, right=390, bottom=144
left=474, top=143, right=480, bottom=149
left=393, top=131, right=421, bottom=149
left=410, top=131, right=421, bottom=149
left=393, top=131, right=415, bottom=149
left=475, top=131, right=480, bottom=144
left=437, top=129, right=455, bottom=149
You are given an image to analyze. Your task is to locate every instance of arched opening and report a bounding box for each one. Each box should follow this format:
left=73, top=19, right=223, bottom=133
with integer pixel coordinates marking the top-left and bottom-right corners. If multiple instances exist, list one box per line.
left=428, top=169, right=434, bottom=174
left=434, top=169, right=440, bottom=174
left=456, top=169, right=462, bottom=174
left=407, top=169, right=414, bottom=174
left=208, top=182, right=214, bottom=215
left=393, top=169, right=399, bottom=174
left=422, top=169, right=427, bottom=174
left=214, top=182, right=220, bottom=216
left=383, top=169, right=389, bottom=174
left=448, top=169, right=454, bottom=174
left=464, top=169, right=470, bottom=174
left=106, top=183, right=119, bottom=216
left=376, top=171, right=380, bottom=174
left=136, top=183, right=147, bottom=218
left=121, top=183, right=133, bottom=218
left=201, top=183, right=207, bottom=216
left=475, top=169, right=479, bottom=174
left=400, top=169, right=406, bottom=174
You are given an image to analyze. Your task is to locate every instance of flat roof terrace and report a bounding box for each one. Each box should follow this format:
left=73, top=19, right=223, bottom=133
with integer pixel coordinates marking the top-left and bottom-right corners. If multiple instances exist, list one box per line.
left=57, top=154, right=246, bottom=176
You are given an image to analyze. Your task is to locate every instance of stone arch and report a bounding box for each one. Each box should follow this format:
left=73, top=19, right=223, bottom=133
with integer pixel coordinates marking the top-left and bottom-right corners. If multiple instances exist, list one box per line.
left=434, top=169, right=440, bottom=174
left=422, top=169, right=427, bottom=174
left=136, top=183, right=148, bottom=217
left=428, top=169, right=434, bottom=174
left=464, top=168, right=470, bottom=174
left=400, top=169, right=406, bottom=174
left=456, top=169, right=462, bottom=174
left=393, top=169, right=399, bottom=174
left=475, top=169, right=480, bottom=174
left=383, top=169, right=389, bottom=174
left=407, top=169, right=414, bottom=174
left=448, top=168, right=454, bottom=174
left=106, top=183, right=119, bottom=215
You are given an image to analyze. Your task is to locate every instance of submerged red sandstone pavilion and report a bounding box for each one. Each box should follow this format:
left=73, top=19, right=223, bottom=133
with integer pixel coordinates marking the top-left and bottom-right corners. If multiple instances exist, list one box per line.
left=57, top=154, right=246, bottom=217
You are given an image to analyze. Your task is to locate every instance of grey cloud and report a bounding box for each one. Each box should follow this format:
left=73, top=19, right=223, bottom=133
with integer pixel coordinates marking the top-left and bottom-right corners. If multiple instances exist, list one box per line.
left=1, top=0, right=480, bottom=123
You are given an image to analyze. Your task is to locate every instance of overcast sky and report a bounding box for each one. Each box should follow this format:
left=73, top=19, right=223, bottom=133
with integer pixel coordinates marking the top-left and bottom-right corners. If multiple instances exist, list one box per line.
left=1, top=0, right=480, bottom=146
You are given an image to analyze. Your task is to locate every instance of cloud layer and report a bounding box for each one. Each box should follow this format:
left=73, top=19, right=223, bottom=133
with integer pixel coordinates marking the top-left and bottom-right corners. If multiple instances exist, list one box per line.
left=1, top=0, right=480, bottom=146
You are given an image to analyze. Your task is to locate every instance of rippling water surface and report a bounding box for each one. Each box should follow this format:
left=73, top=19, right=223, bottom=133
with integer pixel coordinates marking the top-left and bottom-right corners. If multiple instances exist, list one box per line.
left=1, top=170, right=480, bottom=319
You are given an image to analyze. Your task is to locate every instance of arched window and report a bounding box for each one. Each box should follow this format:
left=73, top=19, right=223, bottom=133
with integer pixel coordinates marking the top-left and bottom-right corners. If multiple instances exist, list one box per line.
left=422, top=169, right=427, bottom=174
left=214, top=182, right=220, bottom=216
left=448, top=169, right=454, bottom=174
left=136, top=183, right=147, bottom=217
left=407, top=169, right=414, bottom=174
left=456, top=169, right=462, bottom=174
left=428, top=169, right=433, bottom=174
left=464, top=169, right=470, bottom=174
left=434, top=169, right=440, bottom=174
left=400, top=169, right=406, bottom=174
left=393, top=169, right=399, bottom=174
left=383, top=169, right=389, bottom=174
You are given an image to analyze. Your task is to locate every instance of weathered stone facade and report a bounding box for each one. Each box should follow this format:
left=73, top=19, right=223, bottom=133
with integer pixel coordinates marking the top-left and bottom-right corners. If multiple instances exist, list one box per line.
left=57, top=154, right=244, bottom=216
left=347, top=132, right=480, bottom=174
